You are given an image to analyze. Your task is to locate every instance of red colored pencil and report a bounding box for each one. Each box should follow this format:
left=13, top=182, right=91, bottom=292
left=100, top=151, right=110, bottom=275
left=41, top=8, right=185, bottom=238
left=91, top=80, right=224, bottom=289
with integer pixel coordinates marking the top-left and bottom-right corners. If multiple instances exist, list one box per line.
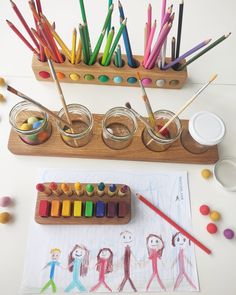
left=28, top=0, right=40, bottom=23
left=10, top=0, right=39, bottom=50
left=6, top=20, right=39, bottom=56
left=35, top=0, right=42, bottom=15
left=37, top=24, right=58, bottom=62
left=31, top=28, right=55, bottom=60
left=137, top=193, right=212, bottom=255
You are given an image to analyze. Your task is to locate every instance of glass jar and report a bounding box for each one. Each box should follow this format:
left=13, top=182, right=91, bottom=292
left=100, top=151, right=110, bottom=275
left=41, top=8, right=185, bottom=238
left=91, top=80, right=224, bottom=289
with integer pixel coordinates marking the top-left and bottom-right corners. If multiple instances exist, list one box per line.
left=102, top=107, right=137, bottom=150
left=181, top=111, right=225, bottom=154
left=57, top=104, right=93, bottom=148
left=9, top=101, right=52, bottom=145
left=142, top=110, right=182, bottom=152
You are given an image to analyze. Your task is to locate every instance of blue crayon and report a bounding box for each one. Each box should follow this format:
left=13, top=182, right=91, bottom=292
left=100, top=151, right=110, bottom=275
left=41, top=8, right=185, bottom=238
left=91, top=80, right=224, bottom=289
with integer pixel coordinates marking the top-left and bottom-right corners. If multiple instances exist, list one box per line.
left=97, top=182, right=105, bottom=196
left=108, top=184, right=116, bottom=196
left=95, top=201, right=105, bottom=217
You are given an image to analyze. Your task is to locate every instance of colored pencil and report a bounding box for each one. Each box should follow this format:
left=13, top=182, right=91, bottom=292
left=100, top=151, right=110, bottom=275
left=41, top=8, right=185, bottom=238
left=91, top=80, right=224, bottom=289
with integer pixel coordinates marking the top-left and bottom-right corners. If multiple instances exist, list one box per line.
left=35, top=0, right=42, bottom=14
left=144, top=20, right=156, bottom=66
left=147, top=4, right=152, bottom=42
left=171, top=37, right=176, bottom=61
left=118, top=0, right=135, bottom=67
left=79, top=24, right=89, bottom=64
left=79, top=0, right=92, bottom=56
left=6, top=20, right=39, bottom=56
left=161, top=5, right=173, bottom=27
left=161, top=0, right=167, bottom=24
left=7, top=85, right=74, bottom=129
left=82, top=22, right=91, bottom=62
left=117, top=45, right=122, bottom=67
left=178, top=33, right=232, bottom=70
left=75, top=38, right=82, bottom=64
left=31, top=28, right=56, bottom=59
left=88, top=4, right=113, bottom=65
left=28, top=0, right=40, bottom=23
left=107, top=0, right=113, bottom=35
left=144, top=23, right=148, bottom=54
left=163, top=38, right=211, bottom=70
left=89, top=30, right=106, bottom=65
left=145, top=22, right=172, bottom=69
left=104, top=18, right=127, bottom=66
left=10, top=0, right=39, bottom=50
left=136, top=72, right=156, bottom=129
left=176, top=0, right=184, bottom=58
left=158, top=74, right=218, bottom=134
left=102, top=27, right=115, bottom=65
left=137, top=193, right=211, bottom=255
left=114, top=50, right=118, bottom=67
left=71, top=28, right=77, bottom=64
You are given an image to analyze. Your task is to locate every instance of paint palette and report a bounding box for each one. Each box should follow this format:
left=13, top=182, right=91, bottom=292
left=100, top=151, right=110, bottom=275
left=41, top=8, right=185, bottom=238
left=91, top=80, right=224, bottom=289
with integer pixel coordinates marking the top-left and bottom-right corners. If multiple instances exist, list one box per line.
left=35, top=182, right=131, bottom=225
left=32, top=54, right=188, bottom=89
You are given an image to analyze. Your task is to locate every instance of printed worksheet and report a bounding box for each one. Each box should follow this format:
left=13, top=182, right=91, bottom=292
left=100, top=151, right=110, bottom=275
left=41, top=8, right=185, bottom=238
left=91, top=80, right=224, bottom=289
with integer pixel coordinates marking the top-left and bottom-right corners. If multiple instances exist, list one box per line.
left=21, top=169, right=199, bottom=293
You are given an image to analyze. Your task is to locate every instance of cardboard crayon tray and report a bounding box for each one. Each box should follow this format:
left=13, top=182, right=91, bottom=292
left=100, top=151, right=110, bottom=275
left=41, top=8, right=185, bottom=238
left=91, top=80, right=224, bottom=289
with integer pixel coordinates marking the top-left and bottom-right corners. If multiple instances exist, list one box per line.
left=31, top=54, right=188, bottom=89
left=35, top=182, right=131, bottom=225
left=8, top=113, right=219, bottom=164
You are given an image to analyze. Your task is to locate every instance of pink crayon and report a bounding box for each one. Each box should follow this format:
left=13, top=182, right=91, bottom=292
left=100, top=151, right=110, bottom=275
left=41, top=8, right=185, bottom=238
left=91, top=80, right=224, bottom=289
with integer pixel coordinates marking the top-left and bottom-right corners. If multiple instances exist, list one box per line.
left=36, top=183, right=52, bottom=196
left=118, top=185, right=129, bottom=197
left=49, top=182, right=62, bottom=196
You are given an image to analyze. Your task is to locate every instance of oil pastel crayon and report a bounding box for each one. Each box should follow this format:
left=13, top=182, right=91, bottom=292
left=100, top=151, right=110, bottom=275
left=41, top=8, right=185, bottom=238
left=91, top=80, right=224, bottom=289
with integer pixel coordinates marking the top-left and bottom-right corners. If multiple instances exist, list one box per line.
left=108, top=184, right=116, bottom=196
left=97, top=182, right=105, bottom=196
left=36, top=183, right=52, bottom=196
left=61, top=183, right=73, bottom=196
left=86, top=184, right=94, bottom=196
left=49, top=182, right=62, bottom=196
left=74, top=182, right=83, bottom=196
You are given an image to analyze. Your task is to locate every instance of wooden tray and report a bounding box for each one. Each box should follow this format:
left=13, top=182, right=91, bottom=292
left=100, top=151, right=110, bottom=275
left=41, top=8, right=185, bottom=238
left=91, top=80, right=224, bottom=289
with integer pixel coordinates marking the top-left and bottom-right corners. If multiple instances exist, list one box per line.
left=8, top=114, right=219, bottom=164
left=35, top=182, right=131, bottom=225
left=32, top=54, right=188, bottom=89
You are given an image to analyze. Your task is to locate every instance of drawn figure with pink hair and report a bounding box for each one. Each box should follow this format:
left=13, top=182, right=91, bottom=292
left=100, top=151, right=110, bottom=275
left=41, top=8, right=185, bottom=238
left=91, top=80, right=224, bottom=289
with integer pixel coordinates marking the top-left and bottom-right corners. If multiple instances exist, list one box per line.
left=172, top=232, right=197, bottom=290
left=90, top=248, right=113, bottom=292
left=146, top=234, right=166, bottom=291
left=65, top=244, right=89, bottom=292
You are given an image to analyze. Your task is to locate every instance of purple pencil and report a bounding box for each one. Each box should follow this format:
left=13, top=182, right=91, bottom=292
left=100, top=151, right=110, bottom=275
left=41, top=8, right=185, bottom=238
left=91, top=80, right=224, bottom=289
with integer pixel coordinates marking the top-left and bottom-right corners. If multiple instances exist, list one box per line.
left=145, top=22, right=172, bottom=69
left=161, top=5, right=173, bottom=27
left=162, top=38, right=212, bottom=70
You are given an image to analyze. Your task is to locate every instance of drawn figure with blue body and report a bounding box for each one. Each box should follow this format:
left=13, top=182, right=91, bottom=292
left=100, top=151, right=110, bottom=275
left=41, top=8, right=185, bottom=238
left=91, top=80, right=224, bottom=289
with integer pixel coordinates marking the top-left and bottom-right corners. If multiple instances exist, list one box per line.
left=65, top=244, right=89, bottom=292
left=40, top=248, right=61, bottom=293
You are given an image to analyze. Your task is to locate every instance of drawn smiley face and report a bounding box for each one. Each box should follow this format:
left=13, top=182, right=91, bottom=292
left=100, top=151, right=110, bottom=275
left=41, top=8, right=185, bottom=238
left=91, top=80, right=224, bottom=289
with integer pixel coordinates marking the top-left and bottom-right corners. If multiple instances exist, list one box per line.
left=120, top=231, right=133, bottom=244
left=72, top=247, right=86, bottom=259
left=174, top=233, right=188, bottom=248
left=51, top=250, right=60, bottom=260
left=100, top=249, right=111, bottom=259
left=147, top=235, right=163, bottom=250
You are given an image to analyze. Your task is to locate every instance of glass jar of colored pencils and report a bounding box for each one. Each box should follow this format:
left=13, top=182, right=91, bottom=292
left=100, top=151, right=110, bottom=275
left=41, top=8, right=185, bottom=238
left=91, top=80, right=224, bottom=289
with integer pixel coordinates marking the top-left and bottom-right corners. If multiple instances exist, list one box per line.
left=56, top=104, right=93, bottom=148
left=102, top=107, right=137, bottom=150
left=180, top=111, right=225, bottom=154
left=142, top=110, right=182, bottom=152
left=9, top=101, right=52, bottom=145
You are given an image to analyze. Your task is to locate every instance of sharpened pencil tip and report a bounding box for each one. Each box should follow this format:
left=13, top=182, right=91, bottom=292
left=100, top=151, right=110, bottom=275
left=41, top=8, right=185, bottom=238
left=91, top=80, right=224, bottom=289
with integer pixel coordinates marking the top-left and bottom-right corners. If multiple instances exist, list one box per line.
left=210, top=74, right=218, bottom=82
left=125, top=102, right=131, bottom=109
left=225, top=32, right=232, bottom=38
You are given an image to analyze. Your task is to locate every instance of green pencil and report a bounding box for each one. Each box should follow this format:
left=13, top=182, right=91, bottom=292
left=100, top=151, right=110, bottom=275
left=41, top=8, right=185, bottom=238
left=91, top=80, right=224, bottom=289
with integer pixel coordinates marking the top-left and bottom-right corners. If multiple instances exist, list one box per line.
left=101, top=27, right=114, bottom=65
left=114, top=51, right=118, bottom=67
left=104, top=18, right=127, bottom=66
left=89, top=29, right=106, bottom=65
left=79, top=24, right=89, bottom=64
left=88, top=4, right=114, bottom=65
left=79, top=0, right=92, bottom=56
left=178, top=32, right=231, bottom=70
left=107, top=0, right=113, bottom=35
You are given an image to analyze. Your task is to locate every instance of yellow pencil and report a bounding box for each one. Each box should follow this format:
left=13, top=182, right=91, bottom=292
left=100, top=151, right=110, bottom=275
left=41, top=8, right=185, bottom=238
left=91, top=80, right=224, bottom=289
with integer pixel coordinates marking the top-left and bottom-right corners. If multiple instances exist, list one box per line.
left=71, top=28, right=77, bottom=64
left=75, top=38, right=82, bottom=64
left=52, top=30, right=71, bottom=60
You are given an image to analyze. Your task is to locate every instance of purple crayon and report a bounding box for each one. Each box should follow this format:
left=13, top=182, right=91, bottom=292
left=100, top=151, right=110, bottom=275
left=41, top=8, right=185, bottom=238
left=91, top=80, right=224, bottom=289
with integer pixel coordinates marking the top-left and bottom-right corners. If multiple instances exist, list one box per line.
left=118, top=185, right=129, bottom=197
left=108, top=184, right=116, bottom=197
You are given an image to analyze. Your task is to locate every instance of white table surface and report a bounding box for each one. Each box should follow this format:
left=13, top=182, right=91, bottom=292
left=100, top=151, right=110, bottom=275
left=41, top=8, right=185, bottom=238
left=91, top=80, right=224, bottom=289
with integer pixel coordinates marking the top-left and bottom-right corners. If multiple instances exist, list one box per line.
left=0, top=1, right=236, bottom=295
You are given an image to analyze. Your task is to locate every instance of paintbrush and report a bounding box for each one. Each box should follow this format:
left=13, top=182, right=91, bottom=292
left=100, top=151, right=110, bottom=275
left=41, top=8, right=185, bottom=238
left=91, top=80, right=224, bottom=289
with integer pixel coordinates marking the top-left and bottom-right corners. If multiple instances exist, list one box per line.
left=7, top=85, right=74, bottom=128
left=136, top=72, right=156, bottom=129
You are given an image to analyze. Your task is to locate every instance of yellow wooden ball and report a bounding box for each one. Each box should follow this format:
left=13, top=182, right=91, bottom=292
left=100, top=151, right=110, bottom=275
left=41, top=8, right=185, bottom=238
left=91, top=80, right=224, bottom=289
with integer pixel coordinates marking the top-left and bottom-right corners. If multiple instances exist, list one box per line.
left=0, top=93, right=5, bottom=101
left=0, top=212, right=11, bottom=224
left=201, top=169, right=212, bottom=179
left=0, top=78, right=5, bottom=87
left=210, top=211, right=221, bottom=222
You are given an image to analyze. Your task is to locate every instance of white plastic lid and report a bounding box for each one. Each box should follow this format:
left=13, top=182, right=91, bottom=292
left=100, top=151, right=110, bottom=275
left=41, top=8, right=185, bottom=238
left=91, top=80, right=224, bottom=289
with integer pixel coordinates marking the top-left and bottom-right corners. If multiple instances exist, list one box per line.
left=189, top=111, right=225, bottom=146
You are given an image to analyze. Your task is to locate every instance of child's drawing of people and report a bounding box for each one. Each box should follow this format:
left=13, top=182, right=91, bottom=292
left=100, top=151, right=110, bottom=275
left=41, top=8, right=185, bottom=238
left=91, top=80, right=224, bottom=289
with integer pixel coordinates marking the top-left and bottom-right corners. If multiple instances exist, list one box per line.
left=90, top=248, right=113, bottom=292
left=40, top=248, right=61, bottom=293
left=118, top=231, right=137, bottom=292
left=64, top=244, right=89, bottom=292
left=172, top=232, right=197, bottom=290
left=146, top=234, right=166, bottom=291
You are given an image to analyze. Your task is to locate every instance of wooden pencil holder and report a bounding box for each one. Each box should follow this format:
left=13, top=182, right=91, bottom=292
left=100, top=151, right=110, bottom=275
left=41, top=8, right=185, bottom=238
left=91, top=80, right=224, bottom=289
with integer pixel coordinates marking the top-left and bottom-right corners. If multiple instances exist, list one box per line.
left=31, top=54, right=188, bottom=89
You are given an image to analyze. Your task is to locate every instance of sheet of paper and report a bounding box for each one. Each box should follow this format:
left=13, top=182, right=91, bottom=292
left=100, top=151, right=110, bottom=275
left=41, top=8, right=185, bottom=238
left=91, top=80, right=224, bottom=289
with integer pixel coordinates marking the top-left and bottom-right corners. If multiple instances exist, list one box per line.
left=21, top=169, right=199, bottom=293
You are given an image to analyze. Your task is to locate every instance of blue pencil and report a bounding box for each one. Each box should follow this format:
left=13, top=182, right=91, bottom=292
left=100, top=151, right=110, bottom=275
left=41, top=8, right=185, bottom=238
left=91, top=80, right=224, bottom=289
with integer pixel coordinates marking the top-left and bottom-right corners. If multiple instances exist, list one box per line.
left=118, top=0, right=135, bottom=67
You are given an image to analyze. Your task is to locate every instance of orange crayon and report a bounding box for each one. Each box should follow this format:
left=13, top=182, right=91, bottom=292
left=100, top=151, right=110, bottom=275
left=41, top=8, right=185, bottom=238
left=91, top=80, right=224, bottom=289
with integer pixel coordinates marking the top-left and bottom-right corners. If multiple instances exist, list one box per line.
left=61, top=183, right=73, bottom=196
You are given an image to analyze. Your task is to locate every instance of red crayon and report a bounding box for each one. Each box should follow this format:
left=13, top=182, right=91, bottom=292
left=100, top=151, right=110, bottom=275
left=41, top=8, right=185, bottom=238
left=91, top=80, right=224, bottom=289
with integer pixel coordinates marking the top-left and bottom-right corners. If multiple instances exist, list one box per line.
left=36, top=183, right=52, bottom=196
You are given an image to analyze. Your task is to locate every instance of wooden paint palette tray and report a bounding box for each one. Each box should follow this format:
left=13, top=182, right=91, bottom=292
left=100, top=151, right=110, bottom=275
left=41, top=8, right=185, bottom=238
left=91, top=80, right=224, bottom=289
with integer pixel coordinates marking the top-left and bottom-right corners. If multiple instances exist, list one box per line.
left=32, top=54, right=188, bottom=89
left=35, top=182, right=131, bottom=225
left=8, top=114, right=219, bottom=164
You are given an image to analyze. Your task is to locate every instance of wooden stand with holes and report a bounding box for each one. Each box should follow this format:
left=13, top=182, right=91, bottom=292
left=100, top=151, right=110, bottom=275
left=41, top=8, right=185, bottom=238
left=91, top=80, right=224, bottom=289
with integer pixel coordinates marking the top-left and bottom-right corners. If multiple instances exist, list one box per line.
left=31, top=54, right=188, bottom=89
left=8, top=113, right=219, bottom=164
left=35, top=182, right=131, bottom=225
